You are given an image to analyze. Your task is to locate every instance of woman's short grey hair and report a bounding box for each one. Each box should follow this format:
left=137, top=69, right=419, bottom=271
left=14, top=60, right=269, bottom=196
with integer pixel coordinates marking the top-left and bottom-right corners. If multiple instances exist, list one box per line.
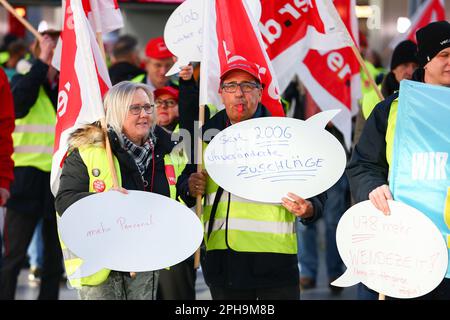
left=104, top=81, right=156, bottom=139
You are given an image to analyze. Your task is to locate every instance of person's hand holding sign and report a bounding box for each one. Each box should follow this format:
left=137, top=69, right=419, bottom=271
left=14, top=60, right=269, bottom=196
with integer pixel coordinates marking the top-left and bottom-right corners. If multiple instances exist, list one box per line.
left=281, top=192, right=314, bottom=219
left=188, top=170, right=207, bottom=197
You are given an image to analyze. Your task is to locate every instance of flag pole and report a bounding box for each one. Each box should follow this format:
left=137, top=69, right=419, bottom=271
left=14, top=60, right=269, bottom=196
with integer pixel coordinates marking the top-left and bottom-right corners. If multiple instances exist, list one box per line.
left=325, top=0, right=384, bottom=101
left=89, top=1, right=119, bottom=189
left=325, top=2, right=386, bottom=299
left=0, top=0, right=43, bottom=42
left=194, top=104, right=205, bottom=269
left=349, top=45, right=384, bottom=101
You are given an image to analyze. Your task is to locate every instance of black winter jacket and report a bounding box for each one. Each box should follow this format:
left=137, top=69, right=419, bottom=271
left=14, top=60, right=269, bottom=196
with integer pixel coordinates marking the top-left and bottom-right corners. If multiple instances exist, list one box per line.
left=6, top=59, right=58, bottom=218
left=55, top=125, right=176, bottom=216
left=347, top=68, right=425, bottom=203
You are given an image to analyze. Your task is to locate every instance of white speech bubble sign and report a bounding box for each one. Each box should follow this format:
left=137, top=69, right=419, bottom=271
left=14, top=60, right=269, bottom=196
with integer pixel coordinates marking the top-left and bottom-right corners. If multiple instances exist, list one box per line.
left=58, top=191, right=203, bottom=279
left=333, top=200, right=448, bottom=299
left=204, top=110, right=347, bottom=203
left=163, top=0, right=203, bottom=76
left=163, top=0, right=262, bottom=76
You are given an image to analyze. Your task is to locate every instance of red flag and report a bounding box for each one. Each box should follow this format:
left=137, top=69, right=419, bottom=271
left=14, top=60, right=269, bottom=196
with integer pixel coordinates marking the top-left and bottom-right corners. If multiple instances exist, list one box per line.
left=200, top=0, right=285, bottom=117
left=390, top=0, right=446, bottom=48
left=264, top=0, right=360, bottom=149
left=82, top=0, right=123, bottom=34
left=51, top=0, right=112, bottom=195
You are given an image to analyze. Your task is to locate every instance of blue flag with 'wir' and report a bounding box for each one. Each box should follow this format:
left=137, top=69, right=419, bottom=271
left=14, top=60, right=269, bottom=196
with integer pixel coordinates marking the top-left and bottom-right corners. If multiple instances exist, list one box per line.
left=391, top=80, right=450, bottom=278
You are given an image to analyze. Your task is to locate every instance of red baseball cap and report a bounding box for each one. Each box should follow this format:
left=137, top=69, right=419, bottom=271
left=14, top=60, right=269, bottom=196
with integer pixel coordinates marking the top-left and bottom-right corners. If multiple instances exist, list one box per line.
left=154, top=86, right=179, bottom=101
left=145, top=36, right=174, bottom=59
left=220, top=59, right=261, bottom=83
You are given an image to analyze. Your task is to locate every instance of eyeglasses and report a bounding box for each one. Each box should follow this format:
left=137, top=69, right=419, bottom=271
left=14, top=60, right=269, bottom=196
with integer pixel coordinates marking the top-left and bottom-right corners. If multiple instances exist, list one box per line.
left=155, top=99, right=177, bottom=108
left=128, top=103, right=154, bottom=115
left=221, top=81, right=261, bottom=93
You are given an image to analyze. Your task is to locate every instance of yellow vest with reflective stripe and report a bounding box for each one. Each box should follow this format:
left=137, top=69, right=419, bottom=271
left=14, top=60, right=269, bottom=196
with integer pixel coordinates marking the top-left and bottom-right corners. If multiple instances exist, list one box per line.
left=385, top=98, right=398, bottom=169
left=131, top=74, right=145, bottom=83
left=60, top=144, right=187, bottom=287
left=362, top=84, right=382, bottom=120
left=12, top=87, right=56, bottom=172
left=201, top=144, right=297, bottom=254
left=0, top=51, right=9, bottom=64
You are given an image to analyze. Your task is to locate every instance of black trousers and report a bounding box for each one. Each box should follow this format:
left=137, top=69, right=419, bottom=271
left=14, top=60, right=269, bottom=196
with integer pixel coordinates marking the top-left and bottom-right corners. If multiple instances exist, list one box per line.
left=0, top=208, right=63, bottom=300
left=157, top=258, right=197, bottom=300
left=209, top=284, right=300, bottom=300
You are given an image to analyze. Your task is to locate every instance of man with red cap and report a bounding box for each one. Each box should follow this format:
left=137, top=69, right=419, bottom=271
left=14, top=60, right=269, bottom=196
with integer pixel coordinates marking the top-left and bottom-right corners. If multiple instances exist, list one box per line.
left=132, top=37, right=176, bottom=91
left=177, top=59, right=325, bottom=300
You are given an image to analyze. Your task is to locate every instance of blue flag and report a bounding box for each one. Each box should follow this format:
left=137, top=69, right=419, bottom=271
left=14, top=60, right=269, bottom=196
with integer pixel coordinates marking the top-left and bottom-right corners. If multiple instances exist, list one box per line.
left=391, top=80, right=450, bottom=277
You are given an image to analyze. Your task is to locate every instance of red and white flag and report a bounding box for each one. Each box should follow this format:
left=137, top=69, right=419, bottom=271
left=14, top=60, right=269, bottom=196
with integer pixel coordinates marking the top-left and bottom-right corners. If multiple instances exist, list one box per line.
left=390, top=0, right=446, bottom=48
left=200, top=0, right=285, bottom=117
left=263, top=0, right=360, bottom=150
left=50, top=0, right=112, bottom=195
left=261, top=0, right=352, bottom=91
left=82, top=0, right=123, bottom=34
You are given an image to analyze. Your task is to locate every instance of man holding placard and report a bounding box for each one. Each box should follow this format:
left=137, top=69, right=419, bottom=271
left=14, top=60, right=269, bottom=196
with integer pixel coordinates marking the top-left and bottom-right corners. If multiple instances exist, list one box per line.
left=347, top=21, right=450, bottom=300
left=177, top=60, right=325, bottom=300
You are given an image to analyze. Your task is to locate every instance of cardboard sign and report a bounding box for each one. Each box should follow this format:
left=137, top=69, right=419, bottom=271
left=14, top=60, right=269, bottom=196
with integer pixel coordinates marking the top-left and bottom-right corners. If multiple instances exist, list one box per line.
left=58, top=190, right=203, bottom=279
left=333, top=200, right=448, bottom=299
left=204, top=110, right=346, bottom=203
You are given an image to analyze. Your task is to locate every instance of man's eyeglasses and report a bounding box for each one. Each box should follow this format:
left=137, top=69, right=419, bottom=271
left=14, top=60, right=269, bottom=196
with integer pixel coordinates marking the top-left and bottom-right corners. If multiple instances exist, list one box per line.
left=155, top=99, right=177, bottom=108
left=221, top=81, right=261, bottom=93
left=128, top=103, right=154, bottom=115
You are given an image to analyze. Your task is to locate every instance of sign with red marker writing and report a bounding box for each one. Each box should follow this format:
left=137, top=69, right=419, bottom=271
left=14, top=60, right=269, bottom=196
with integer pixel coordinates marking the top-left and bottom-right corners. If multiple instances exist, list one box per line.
left=333, top=200, right=448, bottom=299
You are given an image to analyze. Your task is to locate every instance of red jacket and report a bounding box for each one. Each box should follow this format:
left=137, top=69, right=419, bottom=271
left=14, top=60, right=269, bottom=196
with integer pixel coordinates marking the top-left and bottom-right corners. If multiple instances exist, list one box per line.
left=0, top=68, right=15, bottom=191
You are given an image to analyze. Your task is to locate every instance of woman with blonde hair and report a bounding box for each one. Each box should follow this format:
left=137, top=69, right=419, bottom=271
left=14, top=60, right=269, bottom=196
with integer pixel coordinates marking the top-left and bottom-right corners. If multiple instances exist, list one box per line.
left=55, top=81, right=185, bottom=300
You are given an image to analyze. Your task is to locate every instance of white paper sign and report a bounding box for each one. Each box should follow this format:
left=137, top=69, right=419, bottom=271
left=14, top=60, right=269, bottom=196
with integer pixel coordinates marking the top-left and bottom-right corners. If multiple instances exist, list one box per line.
left=204, top=110, right=347, bottom=203
left=58, top=191, right=203, bottom=279
left=163, top=0, right=203, bottom=76
left=333, top=200, right=448, bottom=299
left=163, top=0, right=262, bottom=76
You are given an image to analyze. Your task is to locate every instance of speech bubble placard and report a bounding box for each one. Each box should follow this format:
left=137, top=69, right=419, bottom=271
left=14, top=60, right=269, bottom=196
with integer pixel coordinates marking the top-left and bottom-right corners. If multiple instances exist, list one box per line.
left=58, top=191, right=203, bottom=279
left=163, top=0, right=262, bottom=76
left=333, top=200, right=448, bottom=299
left=163, top=0, right=203, bottom=76
left=204, top=110, right=347, bottom=203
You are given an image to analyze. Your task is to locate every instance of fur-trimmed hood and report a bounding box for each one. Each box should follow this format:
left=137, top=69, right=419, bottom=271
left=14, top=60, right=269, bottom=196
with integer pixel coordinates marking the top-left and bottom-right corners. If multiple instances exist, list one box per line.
left=68, top=123, right=105, bottom=151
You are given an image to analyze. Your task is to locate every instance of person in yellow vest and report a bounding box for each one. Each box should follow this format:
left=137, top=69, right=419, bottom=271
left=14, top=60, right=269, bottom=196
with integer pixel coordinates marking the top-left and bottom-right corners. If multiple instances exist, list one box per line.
left=150, top=85, right=195, bottom=300
left=55, top=81, right=185, bottom=300
left=347, top=21, right=450, bottom=300
left=0, top=32, right=64, bottom=300
left=131, top=37, right=177, bottom=91
left=362, top=40, right=418, bottom=119
left=177, top=60, right=325, bottom=300
left=108, top=34, right=145, bottom=85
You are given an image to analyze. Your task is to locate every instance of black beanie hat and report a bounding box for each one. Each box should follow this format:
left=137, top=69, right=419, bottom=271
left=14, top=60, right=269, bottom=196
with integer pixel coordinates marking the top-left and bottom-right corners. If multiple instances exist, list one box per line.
left=390, top=40, right=418, bottom=70
left=416, top=20, right=450, bottom=67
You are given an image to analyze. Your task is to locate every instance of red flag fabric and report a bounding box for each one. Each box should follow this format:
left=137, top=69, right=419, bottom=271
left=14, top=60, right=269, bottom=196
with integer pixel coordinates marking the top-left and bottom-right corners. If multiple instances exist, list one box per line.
left=262, top=0, right=351, bottom=91
left=82, top=0, right=123, bottom=34
left=200, top=0, right=285, bottom=117
left=390, top=0, right=446, bottom=48
left=51, top=0, right=111, bottom=195
left=264, top=0, right=360, bottom=149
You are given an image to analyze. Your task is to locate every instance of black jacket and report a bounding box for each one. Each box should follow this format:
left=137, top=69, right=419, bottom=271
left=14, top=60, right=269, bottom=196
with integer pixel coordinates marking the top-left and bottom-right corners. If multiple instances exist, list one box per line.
left=177, top=105, right=326, bottom=289
left=108, top=62, right=145, bottom=85
left=55, top=125, right=176, bottom=216
left=347, top=68, right=425, bottom=203
left=6, top=59, right=58, bottom=218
